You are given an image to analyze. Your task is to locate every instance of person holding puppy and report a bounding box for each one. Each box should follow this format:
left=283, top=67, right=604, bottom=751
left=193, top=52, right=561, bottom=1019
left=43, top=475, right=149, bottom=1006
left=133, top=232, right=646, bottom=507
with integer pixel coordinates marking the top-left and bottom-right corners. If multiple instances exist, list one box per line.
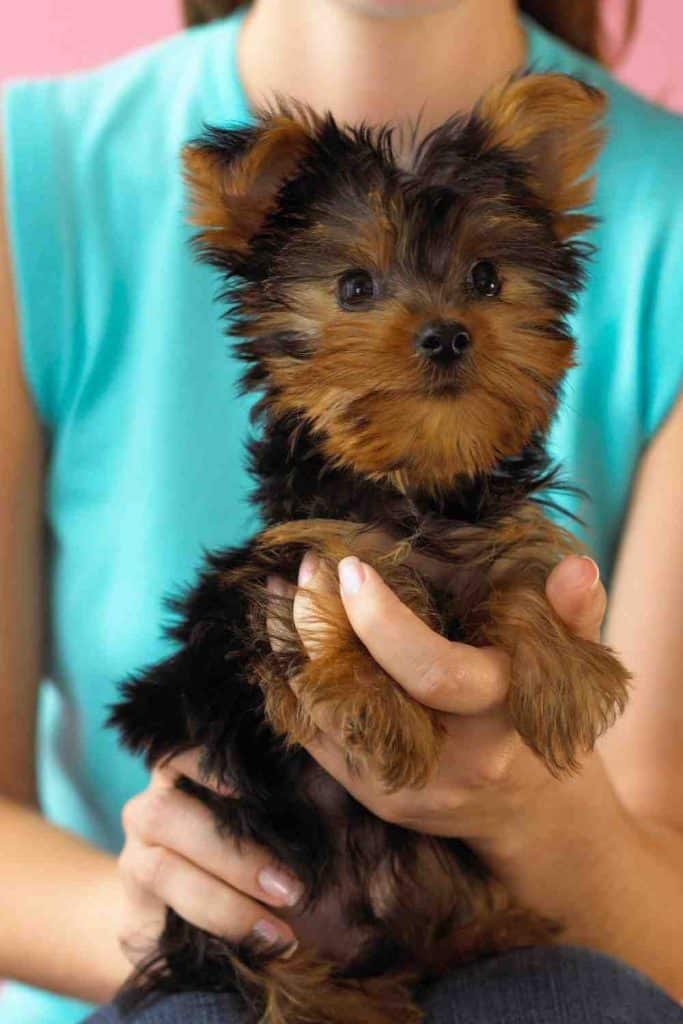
left=1, top=1, right=682, bottom=1022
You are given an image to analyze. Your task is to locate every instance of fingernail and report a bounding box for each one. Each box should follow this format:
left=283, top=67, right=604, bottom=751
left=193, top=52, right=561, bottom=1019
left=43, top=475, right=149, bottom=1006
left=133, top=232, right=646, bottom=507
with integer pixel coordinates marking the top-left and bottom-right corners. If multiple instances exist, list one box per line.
left=570, top=556, right=600, bottom=590
left=251, top=919, right=298, bottom=957
left=339, top=556, right=365, bottom=596
left=298, top=552, right=319, bottom=587
left=258, top=866, right=304, bottom=907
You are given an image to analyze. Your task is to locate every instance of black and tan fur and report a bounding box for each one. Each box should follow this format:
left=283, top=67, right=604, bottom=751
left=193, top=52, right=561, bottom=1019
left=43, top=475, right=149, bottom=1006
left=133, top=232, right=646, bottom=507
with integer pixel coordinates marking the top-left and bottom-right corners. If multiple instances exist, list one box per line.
left=110, top=73, right=630, bottom=1024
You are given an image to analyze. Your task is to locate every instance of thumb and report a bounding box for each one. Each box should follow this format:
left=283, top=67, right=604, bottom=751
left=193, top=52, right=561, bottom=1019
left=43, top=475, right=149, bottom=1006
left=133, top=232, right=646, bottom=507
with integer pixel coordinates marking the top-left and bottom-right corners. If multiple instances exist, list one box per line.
left=545, top=554, right=607, bottom=643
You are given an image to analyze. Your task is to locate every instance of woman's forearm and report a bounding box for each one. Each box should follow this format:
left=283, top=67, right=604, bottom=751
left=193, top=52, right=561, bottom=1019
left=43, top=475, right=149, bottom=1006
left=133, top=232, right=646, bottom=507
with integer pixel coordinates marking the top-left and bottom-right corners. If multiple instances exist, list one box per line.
left=0, top=796, right=131, bottom=1004
left=477, top=753, right=683, bottom=999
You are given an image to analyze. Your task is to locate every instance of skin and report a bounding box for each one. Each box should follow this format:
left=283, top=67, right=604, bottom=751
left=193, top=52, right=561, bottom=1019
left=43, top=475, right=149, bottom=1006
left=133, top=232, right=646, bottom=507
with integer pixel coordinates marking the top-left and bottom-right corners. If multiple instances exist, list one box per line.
left=0, top=0, right=681, bottom=1006
left=237, top=0, right=528, bottom=133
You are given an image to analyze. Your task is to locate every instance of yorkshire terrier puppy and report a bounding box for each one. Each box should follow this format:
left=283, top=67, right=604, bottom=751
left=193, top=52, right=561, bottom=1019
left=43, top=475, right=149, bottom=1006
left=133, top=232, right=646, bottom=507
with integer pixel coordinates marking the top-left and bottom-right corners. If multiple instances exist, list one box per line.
left=110, top=73, right=630, bottom=1024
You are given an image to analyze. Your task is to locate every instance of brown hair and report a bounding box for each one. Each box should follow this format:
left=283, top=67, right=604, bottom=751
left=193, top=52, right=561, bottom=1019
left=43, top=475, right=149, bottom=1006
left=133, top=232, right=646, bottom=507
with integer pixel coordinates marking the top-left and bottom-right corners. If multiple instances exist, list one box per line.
left=181, top=0, right=638, bottom=64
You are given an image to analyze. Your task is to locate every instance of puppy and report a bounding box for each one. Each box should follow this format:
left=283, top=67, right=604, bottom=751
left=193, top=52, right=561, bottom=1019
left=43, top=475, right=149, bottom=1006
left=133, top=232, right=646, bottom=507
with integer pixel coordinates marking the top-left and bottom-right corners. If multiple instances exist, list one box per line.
left=110, top=73, right=630, bottom=1024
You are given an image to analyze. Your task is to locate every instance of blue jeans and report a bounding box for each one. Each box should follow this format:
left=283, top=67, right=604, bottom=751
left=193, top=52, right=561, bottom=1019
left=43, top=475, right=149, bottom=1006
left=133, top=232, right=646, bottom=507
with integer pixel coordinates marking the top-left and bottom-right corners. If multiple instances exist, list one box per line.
left=84, top=946, right=683, bottom=1023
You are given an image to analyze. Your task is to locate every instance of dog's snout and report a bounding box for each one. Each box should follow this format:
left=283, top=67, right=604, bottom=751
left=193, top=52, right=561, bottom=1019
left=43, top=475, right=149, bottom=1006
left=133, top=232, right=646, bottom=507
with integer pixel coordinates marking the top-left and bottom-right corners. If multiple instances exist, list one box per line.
left=415, top=321, right=471, bottom=366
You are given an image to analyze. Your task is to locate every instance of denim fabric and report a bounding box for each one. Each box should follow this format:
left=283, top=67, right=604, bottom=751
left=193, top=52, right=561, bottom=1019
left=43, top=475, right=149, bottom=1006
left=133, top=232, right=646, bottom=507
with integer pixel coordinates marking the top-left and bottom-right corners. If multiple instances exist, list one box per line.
left=418, top=946, right=683, bottom=1023
left=83, top=946, right=683, bottom=1024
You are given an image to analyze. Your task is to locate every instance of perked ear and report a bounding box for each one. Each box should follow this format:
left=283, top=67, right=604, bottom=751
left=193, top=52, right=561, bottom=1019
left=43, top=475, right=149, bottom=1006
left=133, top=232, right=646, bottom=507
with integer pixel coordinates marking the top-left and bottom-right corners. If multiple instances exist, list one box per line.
left=477, top=73, right=607, bottom=239
left=182, top=106, right=315, bottom=256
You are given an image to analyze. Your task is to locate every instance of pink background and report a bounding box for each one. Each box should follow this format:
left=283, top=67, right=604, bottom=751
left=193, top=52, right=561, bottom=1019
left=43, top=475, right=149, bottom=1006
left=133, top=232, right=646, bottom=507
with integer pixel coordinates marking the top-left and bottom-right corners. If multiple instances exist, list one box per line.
left=0, top=1, right=682, bottom=113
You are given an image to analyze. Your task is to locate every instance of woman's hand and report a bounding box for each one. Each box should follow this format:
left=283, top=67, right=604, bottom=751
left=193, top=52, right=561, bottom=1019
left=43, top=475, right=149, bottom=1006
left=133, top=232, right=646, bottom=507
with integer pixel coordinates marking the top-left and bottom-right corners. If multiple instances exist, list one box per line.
left=273, top=547, right=683, bottom=1000
left=117, top=750, right=302, bottom=968
left=271, top=551, right=607, bottom=850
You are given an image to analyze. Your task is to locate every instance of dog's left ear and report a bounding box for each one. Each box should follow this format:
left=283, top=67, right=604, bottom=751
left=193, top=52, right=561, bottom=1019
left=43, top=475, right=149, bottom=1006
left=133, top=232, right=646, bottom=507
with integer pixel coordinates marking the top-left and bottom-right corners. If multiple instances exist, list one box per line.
left=478, top=73, right=607, bottom=239
left=182, top=107, right=316, bottom=258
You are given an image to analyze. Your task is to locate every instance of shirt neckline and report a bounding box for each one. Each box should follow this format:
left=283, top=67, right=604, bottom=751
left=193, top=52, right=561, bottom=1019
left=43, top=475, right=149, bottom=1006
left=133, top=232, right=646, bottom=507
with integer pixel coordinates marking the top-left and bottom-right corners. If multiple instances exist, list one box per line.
left=216, top=8, right=582, bottom=131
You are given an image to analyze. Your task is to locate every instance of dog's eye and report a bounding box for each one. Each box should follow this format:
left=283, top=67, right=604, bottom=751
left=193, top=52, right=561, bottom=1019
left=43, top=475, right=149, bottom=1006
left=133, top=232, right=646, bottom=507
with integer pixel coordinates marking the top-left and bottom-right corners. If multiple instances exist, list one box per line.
left=337, top=269, right=378, bottom=309
left=470, top=260, right=501, bottom=298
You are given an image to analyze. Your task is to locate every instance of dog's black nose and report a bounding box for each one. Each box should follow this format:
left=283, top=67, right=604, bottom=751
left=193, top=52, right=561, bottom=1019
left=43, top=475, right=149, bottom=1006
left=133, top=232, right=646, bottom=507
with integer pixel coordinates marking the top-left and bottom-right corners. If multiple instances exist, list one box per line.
left=415, top=321, right=471, bottom=366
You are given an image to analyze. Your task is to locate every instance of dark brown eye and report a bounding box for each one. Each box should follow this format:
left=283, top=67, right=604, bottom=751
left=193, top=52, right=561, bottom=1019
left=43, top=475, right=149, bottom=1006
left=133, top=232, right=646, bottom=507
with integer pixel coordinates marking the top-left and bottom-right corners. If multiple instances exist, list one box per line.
left=470, top=260, right=501, bottom=298
left=337, top=269, right=378, bottom=309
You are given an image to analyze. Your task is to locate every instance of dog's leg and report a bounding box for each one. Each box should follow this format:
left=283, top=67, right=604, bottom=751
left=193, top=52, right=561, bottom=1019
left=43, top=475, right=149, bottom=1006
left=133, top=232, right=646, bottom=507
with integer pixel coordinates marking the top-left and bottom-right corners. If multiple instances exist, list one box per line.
left=248, top=542, right=444, bottom=792
left=422, top=504, right=632, bottom=776
left=485, top=577, right=630, bottom=770
left=286, top=644, right=443, bottom=791
left=482, top=562, right=630, bottom=775
left=108, top=542, right=260, bottom=777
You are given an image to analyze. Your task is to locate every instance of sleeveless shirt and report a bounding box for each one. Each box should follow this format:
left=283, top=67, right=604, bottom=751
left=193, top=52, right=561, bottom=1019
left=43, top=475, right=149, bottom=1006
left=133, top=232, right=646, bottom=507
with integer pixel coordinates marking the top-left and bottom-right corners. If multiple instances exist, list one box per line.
left=2, top=8, right=683, bottom=1020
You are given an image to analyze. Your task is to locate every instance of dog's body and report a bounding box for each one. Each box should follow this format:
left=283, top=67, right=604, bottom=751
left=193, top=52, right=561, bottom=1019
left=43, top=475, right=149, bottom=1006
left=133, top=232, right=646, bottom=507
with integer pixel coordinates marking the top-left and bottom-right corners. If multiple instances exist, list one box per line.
left=110, top=74, right=630, bottom=1023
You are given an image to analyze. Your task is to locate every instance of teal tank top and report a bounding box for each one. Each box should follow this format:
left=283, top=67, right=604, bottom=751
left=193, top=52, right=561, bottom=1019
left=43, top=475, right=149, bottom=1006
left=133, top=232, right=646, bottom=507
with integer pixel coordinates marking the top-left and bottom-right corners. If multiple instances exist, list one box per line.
left=2, top=8, right=683, bottom=1021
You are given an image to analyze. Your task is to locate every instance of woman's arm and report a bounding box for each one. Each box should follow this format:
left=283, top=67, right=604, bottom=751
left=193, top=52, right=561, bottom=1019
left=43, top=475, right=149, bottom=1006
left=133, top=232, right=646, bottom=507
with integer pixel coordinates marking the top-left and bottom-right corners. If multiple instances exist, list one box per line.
left=600, top=390, right=683, bottom=831
left=0, top=124, right=300, bottom=1004
left=0, top=118, right=133, bottom=1003
left=486, top=396, right=683, bottom=994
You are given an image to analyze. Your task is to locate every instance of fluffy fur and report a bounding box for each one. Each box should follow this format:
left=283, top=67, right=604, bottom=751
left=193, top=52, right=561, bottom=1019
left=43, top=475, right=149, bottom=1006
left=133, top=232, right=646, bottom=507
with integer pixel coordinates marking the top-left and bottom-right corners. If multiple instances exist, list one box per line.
left=110, top=73, right=630, bottom=1023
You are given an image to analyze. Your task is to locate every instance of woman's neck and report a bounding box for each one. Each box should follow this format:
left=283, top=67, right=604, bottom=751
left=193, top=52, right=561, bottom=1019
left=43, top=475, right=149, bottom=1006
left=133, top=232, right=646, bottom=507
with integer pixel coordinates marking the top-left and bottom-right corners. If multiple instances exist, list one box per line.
left=237, top=0, right=527, bottom=134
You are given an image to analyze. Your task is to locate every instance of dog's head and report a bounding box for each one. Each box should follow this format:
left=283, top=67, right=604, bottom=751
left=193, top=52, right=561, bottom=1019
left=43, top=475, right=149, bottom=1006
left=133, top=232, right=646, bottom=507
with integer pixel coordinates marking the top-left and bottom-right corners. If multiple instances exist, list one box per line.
left=183, top=74, right=605, bottom=492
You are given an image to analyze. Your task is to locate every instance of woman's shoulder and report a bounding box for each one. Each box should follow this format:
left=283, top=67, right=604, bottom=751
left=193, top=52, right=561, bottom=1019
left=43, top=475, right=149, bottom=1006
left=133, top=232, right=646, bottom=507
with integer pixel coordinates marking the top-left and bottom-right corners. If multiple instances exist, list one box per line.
left=524, top=15, right=683, bottom=202
left=2, top=9, right=251, bottom=165
left=0, top=11, right=250, bottom=428
left=526, top=17, right=683, bottom=538
left=592, top=67, right=683, bottom=215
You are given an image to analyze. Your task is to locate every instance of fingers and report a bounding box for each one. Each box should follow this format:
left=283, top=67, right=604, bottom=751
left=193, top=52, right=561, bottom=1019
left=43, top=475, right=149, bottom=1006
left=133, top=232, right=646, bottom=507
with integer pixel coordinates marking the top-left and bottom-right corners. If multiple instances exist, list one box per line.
left=337, top=557, right=509, bottom=713
left=302, top=714, right=522, bottom=832
left=292, top=552, right=332, bottom=660
left=286, top=550, right=604, bottom=718
left=120, top=840, right=297, bottom=955
left=118, top=766, right=300, bottom=965
left=282, top=550, right=508, bottom=713
left=267, top=555, right=338, bottom=662
left=545, top=554, right=607, bottom=643
left=122, top=786, right=303, bottom=910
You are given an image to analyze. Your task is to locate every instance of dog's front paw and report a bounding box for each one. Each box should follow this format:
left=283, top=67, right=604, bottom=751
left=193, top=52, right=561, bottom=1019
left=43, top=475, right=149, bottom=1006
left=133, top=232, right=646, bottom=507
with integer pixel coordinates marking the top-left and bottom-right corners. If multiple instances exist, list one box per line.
left=287, top=650, right=443, bottom=791
left=509, top=633, right=630, bottom=774
left=255, top=550, right=444, bottom=791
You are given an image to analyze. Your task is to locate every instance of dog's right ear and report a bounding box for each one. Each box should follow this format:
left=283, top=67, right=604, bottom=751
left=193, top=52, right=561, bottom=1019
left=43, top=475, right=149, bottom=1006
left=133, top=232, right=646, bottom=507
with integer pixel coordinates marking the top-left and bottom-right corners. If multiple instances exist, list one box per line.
left=182, top=108, right=315, bottom=257
left=476, top=74, right=606, bottom=241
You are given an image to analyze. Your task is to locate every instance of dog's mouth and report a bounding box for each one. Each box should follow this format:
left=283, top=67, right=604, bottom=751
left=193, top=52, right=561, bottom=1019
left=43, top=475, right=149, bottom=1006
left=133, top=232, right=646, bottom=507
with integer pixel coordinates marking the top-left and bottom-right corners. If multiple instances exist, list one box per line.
left=419, top=362, right=470, bottom=399
left=424, top=378, right=467, bottom=398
